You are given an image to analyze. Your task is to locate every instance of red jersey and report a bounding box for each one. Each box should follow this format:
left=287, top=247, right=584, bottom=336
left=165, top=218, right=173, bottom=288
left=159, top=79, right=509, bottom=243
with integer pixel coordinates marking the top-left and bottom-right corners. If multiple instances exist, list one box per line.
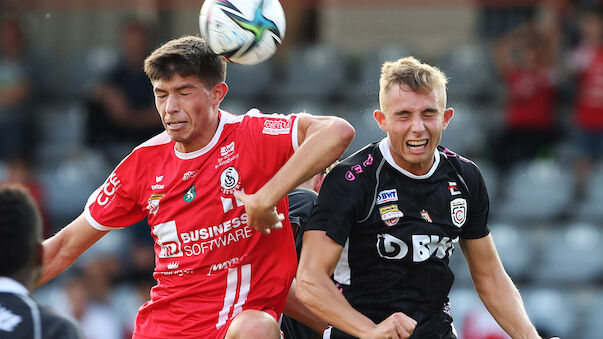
left=504, top=68, right=556, bottom=130
left=84, top=109, right=299, bottom=338
left=573, top=45, right=603, bottom=130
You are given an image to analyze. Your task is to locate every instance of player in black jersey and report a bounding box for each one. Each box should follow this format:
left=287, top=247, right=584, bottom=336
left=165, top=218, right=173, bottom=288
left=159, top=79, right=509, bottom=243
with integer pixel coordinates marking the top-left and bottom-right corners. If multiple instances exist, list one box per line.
left=0, top=184, right=81, bottom=338
left=297, top=57, right=551, bottom=339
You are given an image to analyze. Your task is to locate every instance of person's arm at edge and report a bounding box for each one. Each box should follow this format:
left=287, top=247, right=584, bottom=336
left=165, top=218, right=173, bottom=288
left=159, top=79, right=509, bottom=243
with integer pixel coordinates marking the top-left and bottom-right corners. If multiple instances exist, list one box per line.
left=283, top=278, right=329, bottom=334
left=296, top=230, right=416, bottom=339
left=461, top=235, right=542, bottom=339
left=37, top=213, right=109, bottom=286
left=235, top=114, right=354, bottom=231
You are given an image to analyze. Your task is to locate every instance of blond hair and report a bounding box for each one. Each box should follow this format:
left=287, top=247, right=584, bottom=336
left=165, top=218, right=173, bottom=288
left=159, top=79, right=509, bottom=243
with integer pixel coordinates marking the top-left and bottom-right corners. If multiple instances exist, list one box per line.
left=379, top=56, right=448, bottom=110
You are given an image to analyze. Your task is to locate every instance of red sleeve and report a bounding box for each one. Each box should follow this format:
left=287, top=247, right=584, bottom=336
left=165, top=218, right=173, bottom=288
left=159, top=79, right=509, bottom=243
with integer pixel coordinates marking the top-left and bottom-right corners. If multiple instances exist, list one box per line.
left=242, top=111, right=298, bottom=174
left=84, top=152, right=146, bottom=230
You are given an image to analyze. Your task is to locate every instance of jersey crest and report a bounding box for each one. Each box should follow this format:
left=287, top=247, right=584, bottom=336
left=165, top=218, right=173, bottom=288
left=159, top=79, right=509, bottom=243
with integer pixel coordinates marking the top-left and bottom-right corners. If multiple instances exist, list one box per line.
left=450, top=198, right=467, bottom=227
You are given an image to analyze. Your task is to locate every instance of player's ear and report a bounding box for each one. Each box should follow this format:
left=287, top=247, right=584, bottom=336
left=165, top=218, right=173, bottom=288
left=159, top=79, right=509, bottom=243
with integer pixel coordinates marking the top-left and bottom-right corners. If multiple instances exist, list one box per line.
left=442, top=108, right=454, bottom=129
left=212, top=82, right=229, bottom=105
left=373, top=110, right=387, bottom=132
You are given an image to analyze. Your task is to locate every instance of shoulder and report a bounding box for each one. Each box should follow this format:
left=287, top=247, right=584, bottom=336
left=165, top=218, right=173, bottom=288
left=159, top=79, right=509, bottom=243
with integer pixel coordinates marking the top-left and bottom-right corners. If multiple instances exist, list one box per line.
left=439, top=146, right=480, bottom=175
left=39, top=304, right=82, bottom=339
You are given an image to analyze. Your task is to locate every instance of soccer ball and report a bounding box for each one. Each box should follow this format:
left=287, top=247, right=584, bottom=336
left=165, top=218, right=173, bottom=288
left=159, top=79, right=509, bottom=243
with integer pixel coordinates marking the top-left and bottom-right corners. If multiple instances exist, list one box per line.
left=199, top=0, right=286, bottom=65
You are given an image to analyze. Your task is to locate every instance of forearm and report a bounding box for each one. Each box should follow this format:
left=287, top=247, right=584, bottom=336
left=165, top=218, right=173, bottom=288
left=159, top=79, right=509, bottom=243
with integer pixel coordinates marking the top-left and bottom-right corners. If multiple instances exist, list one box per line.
left=297, top=273, right=375, bottom=338
left=473, top=269, right=539, bottom=339
left=256, top=115, right=353, bottom=206
left=283, top=279, right=329, bottom=333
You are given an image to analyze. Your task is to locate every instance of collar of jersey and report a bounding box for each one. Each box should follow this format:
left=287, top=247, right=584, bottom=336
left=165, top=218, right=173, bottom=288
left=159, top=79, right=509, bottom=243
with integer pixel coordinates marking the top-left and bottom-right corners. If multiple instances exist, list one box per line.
left=174, top=110, right=242, bottom=160
left=0, top=277, right=29, bottom=296
left=379, top=137, right=440, bottom=179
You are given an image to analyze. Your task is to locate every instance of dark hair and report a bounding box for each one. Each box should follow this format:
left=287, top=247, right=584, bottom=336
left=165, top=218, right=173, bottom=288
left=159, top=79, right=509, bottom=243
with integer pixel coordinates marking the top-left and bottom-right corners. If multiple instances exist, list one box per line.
left=144, top=35, right=227, bottom=88
left=0, top=184, right=42, bottom=276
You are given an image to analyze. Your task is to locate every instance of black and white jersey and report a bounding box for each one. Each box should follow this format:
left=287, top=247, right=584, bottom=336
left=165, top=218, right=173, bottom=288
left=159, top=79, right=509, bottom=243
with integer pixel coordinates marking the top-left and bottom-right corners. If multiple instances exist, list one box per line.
left=0, top=278, right=81, bottom=339
left=306, top=139, right=490, bottom=336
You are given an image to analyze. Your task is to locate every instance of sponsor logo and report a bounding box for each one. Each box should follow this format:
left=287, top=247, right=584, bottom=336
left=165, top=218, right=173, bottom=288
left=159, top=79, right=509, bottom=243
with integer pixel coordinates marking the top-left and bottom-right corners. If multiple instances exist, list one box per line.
left=146, top=194, right=165, bottom=215
left=167, top=262, right=179, bottom=270
left=379, top=205, right=404, bottom=226
left=376, top=189, right=398, bottom=205
left=183, top=170, right=199, bottom=181
left=262, top=119, right=292, bottom=135
left=0, top=307, right=22, bottom=332
left=376, top=233, right=457, bottom=262
left=351, top=164, right=363, bottom=174
left=450, top=198, right=467, bottom=227
left=220, top=167, right=241, bottom=194
left=220, top=141, right=235, bottom=157
left=97, top=173, right=121, bottom=206
left=448, top=182, right=461, bottom=196
left=421, top=209, right=433, bottom=223
left=345, top=171, right=355, bottom=181
left=363, top=154, right=374, bottom=167
left=151, top=184, right=165, bottom=190
left=184, top=185, right=196, bottom=203
left=215, top=153, right=240, bottom=169
left=207, top=255, right=247, bottom=276
left=156, top=175, right=164, bottom=183
left=152, top=220, right=183, bottom=258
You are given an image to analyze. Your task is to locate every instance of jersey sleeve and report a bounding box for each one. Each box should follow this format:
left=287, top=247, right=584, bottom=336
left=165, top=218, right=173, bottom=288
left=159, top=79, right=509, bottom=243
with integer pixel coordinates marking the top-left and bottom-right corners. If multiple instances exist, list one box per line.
left=460, top=163, right=490, bottom=239
left=243, top=110, right=299, bottom=172
left=305, top=165, right=365, bottom=246
left=84, top=152, right=146, bottom=230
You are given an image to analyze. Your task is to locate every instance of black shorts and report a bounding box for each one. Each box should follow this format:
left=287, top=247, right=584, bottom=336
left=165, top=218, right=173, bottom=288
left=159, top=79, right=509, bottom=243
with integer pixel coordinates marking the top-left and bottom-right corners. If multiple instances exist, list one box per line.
left=326, top=311, right=457, bottom=339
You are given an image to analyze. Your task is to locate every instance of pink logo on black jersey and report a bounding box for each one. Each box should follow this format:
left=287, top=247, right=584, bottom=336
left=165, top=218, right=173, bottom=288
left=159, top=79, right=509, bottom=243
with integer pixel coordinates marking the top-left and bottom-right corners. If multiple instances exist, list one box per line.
left=351, top=164, right=363, bottom=174
left=345, top=170, right=355, bottom=181
left=363, top=154, right=373, bottom=167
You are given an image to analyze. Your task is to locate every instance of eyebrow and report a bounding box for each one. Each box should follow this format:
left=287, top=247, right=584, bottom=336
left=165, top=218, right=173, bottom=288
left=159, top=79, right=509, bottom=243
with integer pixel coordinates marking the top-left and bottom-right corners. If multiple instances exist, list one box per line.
left=395, top=108, right=439, bottom=114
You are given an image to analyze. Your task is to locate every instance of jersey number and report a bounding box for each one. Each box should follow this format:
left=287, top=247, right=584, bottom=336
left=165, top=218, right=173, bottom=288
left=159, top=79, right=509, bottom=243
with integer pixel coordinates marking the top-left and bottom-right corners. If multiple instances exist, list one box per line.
left=216, top=264, right=251, bottom=329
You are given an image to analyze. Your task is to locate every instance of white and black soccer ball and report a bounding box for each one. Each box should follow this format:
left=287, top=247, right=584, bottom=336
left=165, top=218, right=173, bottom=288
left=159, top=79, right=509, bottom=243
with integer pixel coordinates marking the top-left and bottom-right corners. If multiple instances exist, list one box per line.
left=199, top=0, right=286, bottom=65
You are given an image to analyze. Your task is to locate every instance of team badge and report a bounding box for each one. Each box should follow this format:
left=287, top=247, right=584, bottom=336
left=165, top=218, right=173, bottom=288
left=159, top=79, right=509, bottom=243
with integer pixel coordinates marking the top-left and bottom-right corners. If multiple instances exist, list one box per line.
left=421, top=209, right=433, bottom=223
left=448, top=182, right=462, bottom=196
left=183, top=185, right=196, bottom=202
left=220, top=166, right=241, bottom=194
left=146, top=194, right=165, bottom=215
left=379, top=205, right=404, bottom=227
left=377, top=189, right=398, bottom=205
left=450, top=198, right=467, bottom=227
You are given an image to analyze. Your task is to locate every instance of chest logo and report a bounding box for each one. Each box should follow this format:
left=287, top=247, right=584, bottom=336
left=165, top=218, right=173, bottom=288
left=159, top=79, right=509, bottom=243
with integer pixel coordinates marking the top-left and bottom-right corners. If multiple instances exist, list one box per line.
left=379, top=205, right=404, bottom=227
left=184, top=185, right=196, bottom=203
left=376, top=189, right=398, bottom=205
left=450, top=198, right=467, bottom=227
left=421, top=209, right=433, bottom=223
left=220, top=141, right=235, bottom=156
left=147, top=194, right=165, bottom=215
left=448, top=181, right=462, bottom=196
left=220, top=167, right=241, bottom=194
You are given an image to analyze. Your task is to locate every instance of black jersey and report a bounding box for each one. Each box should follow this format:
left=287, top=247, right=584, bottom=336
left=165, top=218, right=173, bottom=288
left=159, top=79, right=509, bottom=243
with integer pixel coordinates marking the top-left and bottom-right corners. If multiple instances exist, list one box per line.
left=0, top=278, right=81, bottom=339
left=306, top=139, right=490, bottom=338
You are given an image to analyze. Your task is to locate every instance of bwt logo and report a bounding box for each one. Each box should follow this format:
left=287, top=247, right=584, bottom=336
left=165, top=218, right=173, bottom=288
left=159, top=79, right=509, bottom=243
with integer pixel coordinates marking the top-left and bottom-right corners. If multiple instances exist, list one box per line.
left=97, top=173, right=121, bottom=206
left=376, top=189, right=398, bottom=205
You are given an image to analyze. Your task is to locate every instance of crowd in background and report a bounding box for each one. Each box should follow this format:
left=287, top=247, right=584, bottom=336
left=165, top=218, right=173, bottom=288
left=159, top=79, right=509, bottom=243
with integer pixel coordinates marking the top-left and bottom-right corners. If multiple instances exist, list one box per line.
left=1, top=1, right=603, bottom=338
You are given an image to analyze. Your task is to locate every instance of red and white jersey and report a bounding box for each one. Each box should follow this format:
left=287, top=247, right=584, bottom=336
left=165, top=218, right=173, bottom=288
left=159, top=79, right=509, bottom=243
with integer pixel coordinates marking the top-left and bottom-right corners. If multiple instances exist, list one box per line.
left=85, top=109, right=299, bottom=339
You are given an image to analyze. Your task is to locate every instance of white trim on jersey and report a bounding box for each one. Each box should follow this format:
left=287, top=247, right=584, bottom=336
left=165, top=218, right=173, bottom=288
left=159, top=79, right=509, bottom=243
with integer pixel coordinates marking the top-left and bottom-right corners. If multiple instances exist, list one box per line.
left=16, top=294, right=41, bottom=339
left=379, top=138, right=440, bottom=179
left=84, top=187, right=124, bottom=231
left=0, top=277, right=29, bottom=296
left=291, top=115, right=300, bottom=152
left=333, top=239, right=351, bottom=285
left=135, top=131, right=171, bottom=150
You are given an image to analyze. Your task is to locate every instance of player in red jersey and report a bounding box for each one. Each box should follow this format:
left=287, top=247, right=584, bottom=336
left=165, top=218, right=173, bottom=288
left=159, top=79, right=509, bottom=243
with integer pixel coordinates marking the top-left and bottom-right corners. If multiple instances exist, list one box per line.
left=37, top=36, right=354, bottom=339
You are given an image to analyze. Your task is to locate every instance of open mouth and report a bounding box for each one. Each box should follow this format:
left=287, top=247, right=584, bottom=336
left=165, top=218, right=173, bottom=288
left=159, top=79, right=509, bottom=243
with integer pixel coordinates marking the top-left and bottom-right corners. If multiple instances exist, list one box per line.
left=406, top=140, right=428, bottom=150
left=167, top=121, right=187, bottom=128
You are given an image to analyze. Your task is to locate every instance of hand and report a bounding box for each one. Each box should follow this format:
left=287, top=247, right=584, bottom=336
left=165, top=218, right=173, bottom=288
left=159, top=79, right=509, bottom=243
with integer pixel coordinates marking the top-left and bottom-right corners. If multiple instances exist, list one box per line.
left=234, top=190, right=284, bottom=235
left=361, top=312, right=417, bottom=339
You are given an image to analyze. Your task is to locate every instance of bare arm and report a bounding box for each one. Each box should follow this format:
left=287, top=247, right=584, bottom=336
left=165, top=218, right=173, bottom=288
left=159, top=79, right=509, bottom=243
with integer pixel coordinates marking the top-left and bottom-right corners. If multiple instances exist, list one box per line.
left=283, top=279, right=329, bottom=334
left=296, top=230, right=416, bottom=339
left=461, top=235, right=540, bottom=339
left=38, top=213, right=109, bottom=286
left=235, top=114, right=354, bottom=233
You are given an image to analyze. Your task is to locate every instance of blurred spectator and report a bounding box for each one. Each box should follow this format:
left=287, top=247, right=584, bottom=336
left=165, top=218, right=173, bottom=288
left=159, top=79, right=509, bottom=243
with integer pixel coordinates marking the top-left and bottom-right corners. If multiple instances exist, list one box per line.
left=53, top=273, right=122, bottom=339
left=490, top=21, right=560, bottom=177
left=0, top=16, right=36, bottom=161
left=566, top=9, right=603, bottom=200
left=84, top=19, right=162, bottom=164
left=1, top=155, right=51, bottom=237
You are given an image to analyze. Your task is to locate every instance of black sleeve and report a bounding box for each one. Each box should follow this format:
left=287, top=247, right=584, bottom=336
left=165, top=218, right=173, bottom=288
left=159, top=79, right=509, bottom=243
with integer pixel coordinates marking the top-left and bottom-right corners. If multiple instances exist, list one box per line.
left=305, top=165, right=366, bottom=246
left=459, top=163, right=491, bottom=239
left=41, top=306, right=83, bottom=339
left=287, top=188, right=318, bottom=229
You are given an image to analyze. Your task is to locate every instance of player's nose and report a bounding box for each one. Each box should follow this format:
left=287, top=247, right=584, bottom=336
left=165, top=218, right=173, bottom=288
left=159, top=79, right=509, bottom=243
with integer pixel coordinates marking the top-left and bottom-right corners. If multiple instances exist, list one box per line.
left=165, top=94, right=180, bottom=114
